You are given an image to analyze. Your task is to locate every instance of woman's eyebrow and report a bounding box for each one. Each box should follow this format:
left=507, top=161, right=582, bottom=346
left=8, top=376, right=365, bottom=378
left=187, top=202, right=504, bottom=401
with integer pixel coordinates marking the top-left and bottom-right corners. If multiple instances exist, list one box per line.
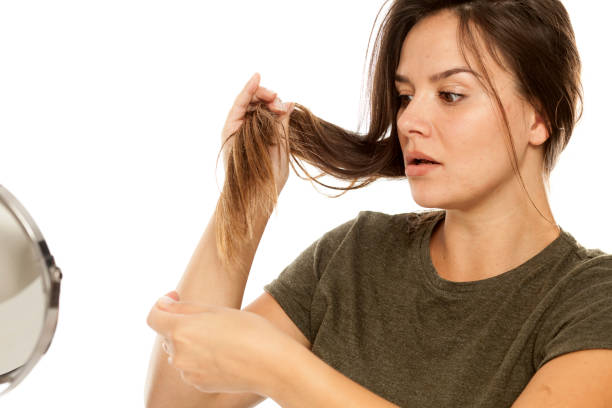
left=394, top=67, right=481, bottom=86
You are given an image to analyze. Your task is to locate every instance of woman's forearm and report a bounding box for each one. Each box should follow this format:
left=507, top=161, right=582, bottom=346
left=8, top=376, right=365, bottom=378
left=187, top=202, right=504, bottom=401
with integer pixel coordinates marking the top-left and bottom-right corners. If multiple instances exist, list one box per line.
left=266, top=339, right=400, bottom=408
left=145, top=198, right=272, bottom=408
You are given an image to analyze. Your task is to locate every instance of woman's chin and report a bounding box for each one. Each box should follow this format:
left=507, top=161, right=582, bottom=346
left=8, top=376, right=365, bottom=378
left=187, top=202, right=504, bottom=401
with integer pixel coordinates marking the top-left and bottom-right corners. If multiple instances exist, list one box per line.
left=408, top=185, right=438, bottom=206
left=411, top=194, right=446, bottom=209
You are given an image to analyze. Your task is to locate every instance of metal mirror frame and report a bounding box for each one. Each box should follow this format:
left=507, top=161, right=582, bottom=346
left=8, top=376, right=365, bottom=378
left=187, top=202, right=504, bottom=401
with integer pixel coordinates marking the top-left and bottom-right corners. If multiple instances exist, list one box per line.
left=0, top=185, right=62, bottom=396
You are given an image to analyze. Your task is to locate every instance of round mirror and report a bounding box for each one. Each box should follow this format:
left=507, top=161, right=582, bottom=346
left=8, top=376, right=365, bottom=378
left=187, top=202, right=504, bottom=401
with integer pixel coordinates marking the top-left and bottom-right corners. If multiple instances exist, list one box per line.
left=0, top=185, right=62, bottom=396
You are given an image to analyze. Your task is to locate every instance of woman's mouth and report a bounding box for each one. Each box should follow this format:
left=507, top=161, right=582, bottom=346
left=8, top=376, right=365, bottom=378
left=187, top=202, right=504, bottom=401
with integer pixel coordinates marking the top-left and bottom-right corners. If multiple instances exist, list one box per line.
left=405, top=160, right=442, bottom=177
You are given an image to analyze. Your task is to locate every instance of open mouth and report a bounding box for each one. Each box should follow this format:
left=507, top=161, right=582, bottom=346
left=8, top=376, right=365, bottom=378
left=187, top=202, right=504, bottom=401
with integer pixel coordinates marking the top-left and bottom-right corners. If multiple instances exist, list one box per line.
left=405, top=158, right=441, bottom=176
left=411, top=159, right=440, bottom=165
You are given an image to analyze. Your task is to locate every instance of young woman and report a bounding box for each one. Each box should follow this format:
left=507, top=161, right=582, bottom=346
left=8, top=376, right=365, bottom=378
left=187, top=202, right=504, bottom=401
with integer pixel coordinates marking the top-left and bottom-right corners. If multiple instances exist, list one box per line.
left=146, top=1, right=612, bottom=407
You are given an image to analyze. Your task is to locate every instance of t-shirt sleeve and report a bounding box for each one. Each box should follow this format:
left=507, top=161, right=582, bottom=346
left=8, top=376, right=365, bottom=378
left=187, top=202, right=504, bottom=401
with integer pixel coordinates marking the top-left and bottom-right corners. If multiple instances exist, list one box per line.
left=263, top=214, right=360, bottom=346
left=535, top=257, right=612, bottom=370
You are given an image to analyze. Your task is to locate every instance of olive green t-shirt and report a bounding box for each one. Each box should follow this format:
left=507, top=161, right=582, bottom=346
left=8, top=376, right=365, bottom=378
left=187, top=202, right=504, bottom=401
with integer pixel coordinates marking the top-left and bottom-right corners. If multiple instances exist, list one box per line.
left=263, top=210, right=612, bottom=408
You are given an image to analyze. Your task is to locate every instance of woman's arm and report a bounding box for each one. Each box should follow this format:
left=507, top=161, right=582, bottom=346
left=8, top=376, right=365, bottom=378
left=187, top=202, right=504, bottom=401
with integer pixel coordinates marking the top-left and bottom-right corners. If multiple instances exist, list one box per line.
left=144, top=201, right=271, bottom=408
left=265, top=339, right=400, bottom=408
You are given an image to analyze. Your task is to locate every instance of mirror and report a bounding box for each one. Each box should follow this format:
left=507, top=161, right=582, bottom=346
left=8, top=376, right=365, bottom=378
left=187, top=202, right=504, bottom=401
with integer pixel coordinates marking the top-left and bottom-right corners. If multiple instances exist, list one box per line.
left=0, top=184, right=62, bottom=397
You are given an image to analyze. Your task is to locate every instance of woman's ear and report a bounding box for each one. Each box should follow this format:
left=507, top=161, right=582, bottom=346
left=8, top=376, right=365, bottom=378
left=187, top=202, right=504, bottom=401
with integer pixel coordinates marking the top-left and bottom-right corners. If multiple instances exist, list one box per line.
left=527, top=103, right=550, bottom=146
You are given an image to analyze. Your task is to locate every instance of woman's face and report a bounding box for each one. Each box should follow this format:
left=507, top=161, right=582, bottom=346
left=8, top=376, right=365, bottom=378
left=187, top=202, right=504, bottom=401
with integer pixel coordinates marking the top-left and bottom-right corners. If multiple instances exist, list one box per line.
left=395, top=9, right=542, bottom=212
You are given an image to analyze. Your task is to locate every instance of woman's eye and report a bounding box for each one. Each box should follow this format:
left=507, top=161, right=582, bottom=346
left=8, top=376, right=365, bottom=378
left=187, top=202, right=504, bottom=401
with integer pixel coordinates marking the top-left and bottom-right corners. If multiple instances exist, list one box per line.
left=398, top=95, right=413, bottom=107
left=439, top=91, right=463, bottom=103
left=397, top=92, right=463, bottom=107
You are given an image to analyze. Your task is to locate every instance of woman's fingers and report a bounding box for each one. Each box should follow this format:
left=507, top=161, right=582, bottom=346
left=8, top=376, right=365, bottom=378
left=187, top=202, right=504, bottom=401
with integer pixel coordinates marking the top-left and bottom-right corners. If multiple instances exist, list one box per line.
left=268, top=96, right=288, bottom=114
left=234, top=73, right=278, bottom=111
left=246, top=87, right=279, bottom=112
left=255, top=86, right=276, bottom=103
left=228, top=73, right=284, bottom=119
left=236, top=72, right=260, bottom=106
left=220, top=72, right=292, bottom=171
left=249, top=79, right=286, bottom=114
left=227, top=73, right=260, bottom=121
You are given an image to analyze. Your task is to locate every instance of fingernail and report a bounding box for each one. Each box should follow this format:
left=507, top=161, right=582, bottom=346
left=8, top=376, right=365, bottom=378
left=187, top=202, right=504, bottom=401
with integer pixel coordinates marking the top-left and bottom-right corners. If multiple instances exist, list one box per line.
left=158, top=295, right=176, bottom=305
left=274, top=97, right=287, bottom=111
left=164, top=290, right=180, bottom=301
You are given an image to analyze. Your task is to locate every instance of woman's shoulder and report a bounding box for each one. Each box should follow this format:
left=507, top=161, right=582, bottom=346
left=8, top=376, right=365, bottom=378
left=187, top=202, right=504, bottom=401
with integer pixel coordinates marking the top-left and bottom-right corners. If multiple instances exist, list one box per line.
left=550, top=229, right=612, bottom=291
left=557, top=227, right=612, bottom=268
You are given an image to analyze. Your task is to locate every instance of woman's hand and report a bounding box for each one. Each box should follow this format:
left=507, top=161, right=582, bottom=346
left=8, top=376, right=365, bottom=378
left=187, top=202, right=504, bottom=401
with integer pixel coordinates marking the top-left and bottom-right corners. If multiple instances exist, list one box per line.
left=146, top=291, right=292, bottom=396
left=220, top=72, right=295, bottom=193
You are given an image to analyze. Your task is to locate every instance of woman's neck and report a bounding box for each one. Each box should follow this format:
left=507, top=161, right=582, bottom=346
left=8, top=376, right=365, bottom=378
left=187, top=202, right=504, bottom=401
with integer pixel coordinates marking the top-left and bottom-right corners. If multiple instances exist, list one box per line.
left=429, top=202, right=559, bottom=283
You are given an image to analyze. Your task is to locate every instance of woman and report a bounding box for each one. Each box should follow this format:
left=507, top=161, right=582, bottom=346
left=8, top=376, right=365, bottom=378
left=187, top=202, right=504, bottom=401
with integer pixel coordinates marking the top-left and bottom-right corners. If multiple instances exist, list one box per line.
left=146, top=1, right=612, bottom=407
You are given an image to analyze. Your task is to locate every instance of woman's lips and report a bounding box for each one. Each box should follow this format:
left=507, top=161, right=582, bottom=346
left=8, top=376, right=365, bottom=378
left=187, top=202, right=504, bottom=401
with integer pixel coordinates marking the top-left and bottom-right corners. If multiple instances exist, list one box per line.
left=405, top=162, right=442, bottom=177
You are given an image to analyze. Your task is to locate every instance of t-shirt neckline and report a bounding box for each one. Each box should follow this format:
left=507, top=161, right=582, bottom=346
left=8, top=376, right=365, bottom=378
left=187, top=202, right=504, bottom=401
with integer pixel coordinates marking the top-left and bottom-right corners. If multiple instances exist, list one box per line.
left=418, top=210, right=576, bottom=293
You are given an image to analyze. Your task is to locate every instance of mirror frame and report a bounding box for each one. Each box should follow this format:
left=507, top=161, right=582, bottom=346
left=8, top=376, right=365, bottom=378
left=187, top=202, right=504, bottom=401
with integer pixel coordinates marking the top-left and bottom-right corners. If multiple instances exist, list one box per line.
left=0, top=185, right=62, bottom=396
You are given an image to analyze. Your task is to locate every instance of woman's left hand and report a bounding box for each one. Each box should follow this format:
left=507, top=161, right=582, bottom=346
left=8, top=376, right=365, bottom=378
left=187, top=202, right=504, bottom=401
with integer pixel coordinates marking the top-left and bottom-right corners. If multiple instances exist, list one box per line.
left=146, top=291, right=292, bottom=396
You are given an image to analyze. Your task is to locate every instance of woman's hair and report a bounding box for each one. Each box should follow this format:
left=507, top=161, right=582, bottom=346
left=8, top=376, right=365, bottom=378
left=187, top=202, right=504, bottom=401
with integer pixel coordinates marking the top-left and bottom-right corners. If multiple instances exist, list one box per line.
left=215, top=0, right=583, bottom=273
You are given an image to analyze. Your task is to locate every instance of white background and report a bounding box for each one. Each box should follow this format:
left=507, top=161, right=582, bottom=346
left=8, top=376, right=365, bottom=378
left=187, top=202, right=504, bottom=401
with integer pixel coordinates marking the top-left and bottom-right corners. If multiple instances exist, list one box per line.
left=0, top=1, right=609, bottom=406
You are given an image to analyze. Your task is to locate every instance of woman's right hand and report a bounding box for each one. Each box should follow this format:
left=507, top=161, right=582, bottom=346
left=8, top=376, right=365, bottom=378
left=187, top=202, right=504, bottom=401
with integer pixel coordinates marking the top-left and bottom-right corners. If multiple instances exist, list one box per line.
left=220, top=72, right=295, bottom=194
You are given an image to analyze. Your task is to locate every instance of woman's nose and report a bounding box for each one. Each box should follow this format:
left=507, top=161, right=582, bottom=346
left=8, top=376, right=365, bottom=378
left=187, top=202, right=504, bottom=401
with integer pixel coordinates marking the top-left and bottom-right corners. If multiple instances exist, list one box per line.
left=396, top=95, right=432, bottom=138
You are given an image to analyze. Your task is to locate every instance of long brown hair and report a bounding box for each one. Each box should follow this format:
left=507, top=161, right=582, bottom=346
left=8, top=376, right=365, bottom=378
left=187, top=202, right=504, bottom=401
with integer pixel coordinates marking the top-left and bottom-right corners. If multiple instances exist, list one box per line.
left=215, top=0, right=583, bottom=273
